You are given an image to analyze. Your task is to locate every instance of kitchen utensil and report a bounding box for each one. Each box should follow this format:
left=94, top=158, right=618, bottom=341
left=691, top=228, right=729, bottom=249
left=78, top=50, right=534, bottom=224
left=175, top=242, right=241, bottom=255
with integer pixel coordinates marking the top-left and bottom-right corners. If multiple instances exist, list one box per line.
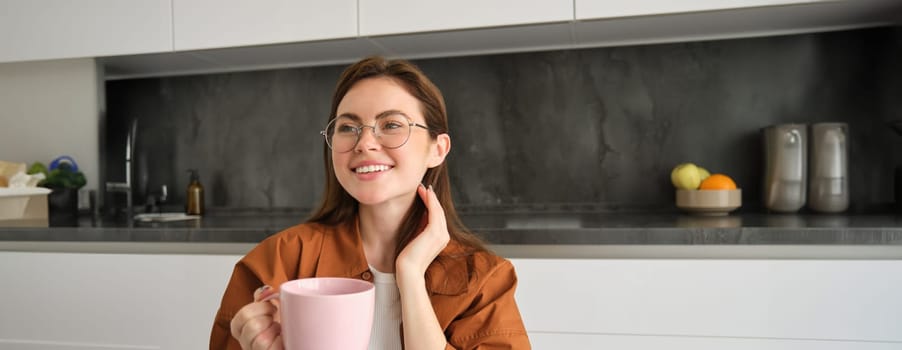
left=808, top=123, right=848, bottom=213
left=763, top=124, right=807, bottom=212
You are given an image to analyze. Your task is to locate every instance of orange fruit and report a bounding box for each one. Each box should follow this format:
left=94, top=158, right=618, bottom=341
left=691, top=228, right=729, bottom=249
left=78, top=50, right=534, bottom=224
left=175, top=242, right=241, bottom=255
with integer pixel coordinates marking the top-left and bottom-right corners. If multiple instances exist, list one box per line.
left=698, top=173, right=737, bottom=190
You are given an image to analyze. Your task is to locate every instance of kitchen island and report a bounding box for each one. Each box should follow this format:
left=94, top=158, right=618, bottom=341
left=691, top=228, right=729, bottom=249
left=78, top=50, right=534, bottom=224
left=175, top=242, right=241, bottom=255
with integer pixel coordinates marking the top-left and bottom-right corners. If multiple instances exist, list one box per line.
left=2, top=211, right=901, bottom=349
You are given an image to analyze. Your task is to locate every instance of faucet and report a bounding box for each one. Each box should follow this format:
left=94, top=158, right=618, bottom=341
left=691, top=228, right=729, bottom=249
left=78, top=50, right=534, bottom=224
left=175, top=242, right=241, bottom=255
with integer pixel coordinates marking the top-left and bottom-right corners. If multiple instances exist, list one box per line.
left=144, top=184, right=168, bottom=214
left=106, top=118, right=137, bottom=226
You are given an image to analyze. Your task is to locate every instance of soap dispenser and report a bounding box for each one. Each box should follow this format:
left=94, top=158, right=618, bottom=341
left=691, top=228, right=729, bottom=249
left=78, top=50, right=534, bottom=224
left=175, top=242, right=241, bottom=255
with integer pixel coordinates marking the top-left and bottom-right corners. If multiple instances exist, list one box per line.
left=186, top=169, right=204, bottom=216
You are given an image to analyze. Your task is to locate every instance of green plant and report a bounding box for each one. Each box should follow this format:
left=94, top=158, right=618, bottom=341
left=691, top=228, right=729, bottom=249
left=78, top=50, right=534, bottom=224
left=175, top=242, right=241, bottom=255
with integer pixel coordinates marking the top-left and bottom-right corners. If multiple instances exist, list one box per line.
left=28, top=161, right=86, bottom=190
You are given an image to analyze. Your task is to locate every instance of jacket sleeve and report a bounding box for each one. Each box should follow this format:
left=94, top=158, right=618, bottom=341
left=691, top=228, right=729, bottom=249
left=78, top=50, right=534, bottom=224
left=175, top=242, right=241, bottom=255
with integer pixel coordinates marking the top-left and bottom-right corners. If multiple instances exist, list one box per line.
left=445, top=259, right=531, bottom=350
left=210, top=233, right=303, bottom=349
left=210, top=258, right=260, bottom=350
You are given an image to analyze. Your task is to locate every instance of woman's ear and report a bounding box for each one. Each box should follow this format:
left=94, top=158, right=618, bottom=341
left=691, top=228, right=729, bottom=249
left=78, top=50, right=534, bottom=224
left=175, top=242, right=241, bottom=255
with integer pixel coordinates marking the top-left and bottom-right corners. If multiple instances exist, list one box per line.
left=427, top=133, right=451, bottom=168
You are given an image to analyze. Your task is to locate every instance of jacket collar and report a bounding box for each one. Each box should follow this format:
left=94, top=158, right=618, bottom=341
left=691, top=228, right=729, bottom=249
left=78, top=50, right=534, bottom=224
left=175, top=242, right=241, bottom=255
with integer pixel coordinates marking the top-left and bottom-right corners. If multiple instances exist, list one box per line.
left=424, top=239, right=470, bottom=295
left=313, top=219, right=370, bottom=279
left=314, top=217, right=469, bottom=296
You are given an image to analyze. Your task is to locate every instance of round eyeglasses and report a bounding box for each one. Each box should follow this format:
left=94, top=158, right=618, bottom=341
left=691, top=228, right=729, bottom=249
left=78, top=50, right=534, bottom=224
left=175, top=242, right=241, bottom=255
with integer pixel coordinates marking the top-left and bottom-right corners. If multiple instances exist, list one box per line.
left=320, top=113, right=430, bottom=153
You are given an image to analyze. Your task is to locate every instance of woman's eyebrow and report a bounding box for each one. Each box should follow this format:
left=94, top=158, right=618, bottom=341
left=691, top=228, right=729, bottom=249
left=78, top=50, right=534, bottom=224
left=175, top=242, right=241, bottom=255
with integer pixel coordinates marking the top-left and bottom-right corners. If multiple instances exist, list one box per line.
left=336, top=113, right=361, bottom=122
left=338, top=110, right=409, bottom=121
left=375, top=110, right=408, bottom=119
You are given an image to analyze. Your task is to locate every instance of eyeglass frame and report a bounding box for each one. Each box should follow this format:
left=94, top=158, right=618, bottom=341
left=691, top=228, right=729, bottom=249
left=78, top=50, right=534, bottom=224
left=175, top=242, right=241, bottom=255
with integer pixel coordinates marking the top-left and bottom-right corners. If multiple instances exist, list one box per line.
left=319, top=111, right=431, bottom=153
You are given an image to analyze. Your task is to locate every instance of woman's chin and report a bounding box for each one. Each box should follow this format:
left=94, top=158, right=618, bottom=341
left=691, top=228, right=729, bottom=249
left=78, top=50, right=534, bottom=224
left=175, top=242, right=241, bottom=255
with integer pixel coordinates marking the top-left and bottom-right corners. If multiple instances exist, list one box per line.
left=351, top=191, right=416, bottom=208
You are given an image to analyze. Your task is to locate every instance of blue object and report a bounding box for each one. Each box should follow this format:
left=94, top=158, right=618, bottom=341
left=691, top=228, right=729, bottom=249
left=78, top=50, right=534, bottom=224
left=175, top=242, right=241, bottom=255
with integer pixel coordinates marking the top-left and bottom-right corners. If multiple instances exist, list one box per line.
left=49, top=156, right=79, bottom=172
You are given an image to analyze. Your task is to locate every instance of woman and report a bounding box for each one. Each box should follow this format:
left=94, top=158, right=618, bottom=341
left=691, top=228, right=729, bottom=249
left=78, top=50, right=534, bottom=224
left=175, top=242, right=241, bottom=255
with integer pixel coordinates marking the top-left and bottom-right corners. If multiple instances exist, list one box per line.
left=210, top=56, right=530, bottom=349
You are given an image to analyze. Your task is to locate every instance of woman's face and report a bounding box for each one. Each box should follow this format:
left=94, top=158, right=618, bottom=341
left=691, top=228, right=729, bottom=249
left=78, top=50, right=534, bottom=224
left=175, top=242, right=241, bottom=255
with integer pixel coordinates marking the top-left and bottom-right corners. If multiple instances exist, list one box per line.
left=332, top=77, right=449, bottom=207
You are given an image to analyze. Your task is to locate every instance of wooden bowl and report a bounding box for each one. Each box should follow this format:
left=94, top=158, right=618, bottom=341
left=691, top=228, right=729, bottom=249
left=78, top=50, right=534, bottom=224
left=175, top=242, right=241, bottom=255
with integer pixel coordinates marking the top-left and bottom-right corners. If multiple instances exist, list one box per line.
left=676, top=189, right=741, bottom=216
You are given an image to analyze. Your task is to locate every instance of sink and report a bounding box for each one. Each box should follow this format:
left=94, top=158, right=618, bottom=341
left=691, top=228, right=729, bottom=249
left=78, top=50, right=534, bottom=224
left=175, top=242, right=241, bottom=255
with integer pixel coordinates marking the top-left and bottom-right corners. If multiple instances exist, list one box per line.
left=134, top=212, right=200, bottom=222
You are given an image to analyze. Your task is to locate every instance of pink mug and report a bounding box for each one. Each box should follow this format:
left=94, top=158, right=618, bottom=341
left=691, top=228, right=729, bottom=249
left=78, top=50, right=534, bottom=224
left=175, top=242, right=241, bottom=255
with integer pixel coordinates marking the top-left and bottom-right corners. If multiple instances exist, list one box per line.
left=279, top=277, right=375, bottom=350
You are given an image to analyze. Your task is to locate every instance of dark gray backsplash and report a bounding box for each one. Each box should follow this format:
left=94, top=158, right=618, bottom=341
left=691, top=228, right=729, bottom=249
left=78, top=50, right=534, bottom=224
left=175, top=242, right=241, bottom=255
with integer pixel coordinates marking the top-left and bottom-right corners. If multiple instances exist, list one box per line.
left=105, top=27, right=902, bottom=213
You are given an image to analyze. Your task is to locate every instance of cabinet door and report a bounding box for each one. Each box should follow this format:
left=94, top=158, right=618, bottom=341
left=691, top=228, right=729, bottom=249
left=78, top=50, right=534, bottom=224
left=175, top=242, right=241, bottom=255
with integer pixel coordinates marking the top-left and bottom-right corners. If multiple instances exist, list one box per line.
left=0, top=251, right=242, bottom=349
left=575, top=0, right=827, bottom=20
left=173, top=0, right=357, bottom=51
left=0, top=0, right=171, bottom=63
left=511, top=259, right=902, bottom=343
left=359, top=0, right=573, bottom=36
left=530, top=332, right=902, bottom=350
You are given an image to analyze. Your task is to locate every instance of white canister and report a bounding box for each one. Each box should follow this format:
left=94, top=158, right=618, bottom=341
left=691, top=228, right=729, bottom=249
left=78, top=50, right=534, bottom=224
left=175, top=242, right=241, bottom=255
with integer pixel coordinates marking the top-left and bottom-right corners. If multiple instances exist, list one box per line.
left=763, top=124, right=807, bottom=212
left=808, top=122, right=849, bottom=213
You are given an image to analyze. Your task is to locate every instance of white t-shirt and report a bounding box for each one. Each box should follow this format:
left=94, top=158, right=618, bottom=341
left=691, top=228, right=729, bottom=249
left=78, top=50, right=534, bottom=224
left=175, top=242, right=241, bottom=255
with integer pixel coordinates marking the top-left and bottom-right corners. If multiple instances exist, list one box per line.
left=368, top=265, right=402, bottom=350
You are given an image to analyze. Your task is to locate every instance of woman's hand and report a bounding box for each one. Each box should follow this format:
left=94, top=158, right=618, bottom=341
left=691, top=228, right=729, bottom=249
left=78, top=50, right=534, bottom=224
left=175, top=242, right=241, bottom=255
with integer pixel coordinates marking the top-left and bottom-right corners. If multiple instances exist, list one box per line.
left=396, top=184, right=452, bottom=349
left=230, top=285, right=283, bottom=350
left=396, top=184, right=451, bottom=283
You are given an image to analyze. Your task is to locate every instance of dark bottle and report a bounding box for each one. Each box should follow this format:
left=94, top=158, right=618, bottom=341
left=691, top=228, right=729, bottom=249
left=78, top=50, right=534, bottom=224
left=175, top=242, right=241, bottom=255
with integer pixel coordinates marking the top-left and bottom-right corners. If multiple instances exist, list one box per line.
left=186, top=169, right=204, bottom=216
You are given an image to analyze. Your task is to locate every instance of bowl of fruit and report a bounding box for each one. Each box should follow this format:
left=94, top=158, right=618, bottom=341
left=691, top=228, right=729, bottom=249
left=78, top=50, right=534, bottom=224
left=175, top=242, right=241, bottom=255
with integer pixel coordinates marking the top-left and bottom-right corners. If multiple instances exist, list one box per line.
left=671, top=163, right=741, bottom=216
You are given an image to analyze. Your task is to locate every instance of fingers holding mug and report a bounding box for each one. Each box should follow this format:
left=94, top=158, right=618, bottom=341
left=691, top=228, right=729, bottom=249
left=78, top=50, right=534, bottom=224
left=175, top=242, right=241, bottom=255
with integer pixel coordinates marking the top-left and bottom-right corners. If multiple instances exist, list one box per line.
left=231, top=285, right=283, bottom=349
left=255, top=285, right=282, bottom=324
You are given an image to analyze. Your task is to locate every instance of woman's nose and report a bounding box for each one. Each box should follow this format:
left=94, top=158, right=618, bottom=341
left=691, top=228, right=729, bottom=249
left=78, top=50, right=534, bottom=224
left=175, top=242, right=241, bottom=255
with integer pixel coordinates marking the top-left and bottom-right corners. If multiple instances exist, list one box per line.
left=355, top=126, right=381, bottom=151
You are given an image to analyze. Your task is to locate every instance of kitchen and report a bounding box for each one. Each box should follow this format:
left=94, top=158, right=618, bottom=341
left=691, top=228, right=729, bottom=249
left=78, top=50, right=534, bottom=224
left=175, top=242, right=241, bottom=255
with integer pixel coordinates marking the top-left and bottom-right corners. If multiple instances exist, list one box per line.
left=2, top=1, right=902, bottom=349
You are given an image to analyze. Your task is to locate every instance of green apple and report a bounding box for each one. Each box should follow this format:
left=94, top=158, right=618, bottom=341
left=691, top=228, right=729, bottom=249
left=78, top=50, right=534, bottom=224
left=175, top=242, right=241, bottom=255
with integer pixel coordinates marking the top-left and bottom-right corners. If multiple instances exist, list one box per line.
left=671, top=163, right=702, bottom=190
left=697, top=166, right=711, bottom=181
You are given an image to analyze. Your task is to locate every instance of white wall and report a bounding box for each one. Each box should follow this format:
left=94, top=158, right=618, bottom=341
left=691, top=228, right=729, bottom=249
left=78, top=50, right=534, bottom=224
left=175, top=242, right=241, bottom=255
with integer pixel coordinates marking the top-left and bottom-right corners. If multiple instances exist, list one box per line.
left=0, top=59, right=101, bottom=195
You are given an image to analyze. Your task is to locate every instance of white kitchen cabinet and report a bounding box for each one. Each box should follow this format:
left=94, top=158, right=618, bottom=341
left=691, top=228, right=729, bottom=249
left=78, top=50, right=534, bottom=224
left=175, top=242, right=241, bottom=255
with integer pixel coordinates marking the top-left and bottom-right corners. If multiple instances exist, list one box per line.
left=173, top=0, right=357, bottom=51
left=0, top=251, right=241, bottom=349
left=2, top=249, right=900, bottom=349
left=511, top=258, right=902, bottom=349
left=0, top=0, right=172, bottom=63
left=575, top=0, right=830, bottom=20
left=359, top=0, right=573, bottom=37
left=529, top=332, right=902, bottom=350
left=570, top=0, right=899, bottom=50
left=97, top=0, right=898, bottom=78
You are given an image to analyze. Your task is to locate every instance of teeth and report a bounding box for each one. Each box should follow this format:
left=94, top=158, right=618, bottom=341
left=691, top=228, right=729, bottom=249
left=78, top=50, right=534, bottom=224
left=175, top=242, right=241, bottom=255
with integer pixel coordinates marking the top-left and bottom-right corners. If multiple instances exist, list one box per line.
left=355, top=165, right=390, bottom=174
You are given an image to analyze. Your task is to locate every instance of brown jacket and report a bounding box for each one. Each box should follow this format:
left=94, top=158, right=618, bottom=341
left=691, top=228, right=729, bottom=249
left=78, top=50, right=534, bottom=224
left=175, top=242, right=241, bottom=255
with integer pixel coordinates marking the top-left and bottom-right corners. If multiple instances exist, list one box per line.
left=210, top=221, right=531, bottom=349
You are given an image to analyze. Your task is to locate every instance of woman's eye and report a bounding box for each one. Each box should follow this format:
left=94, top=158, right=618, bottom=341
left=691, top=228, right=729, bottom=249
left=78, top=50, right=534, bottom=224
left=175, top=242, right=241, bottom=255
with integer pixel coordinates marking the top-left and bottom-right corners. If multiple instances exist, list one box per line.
left=380, top=116, right=408, bottom=130
left=382, top=122, right=403, bottom=130
left=336, top=124, right=359, bottom=134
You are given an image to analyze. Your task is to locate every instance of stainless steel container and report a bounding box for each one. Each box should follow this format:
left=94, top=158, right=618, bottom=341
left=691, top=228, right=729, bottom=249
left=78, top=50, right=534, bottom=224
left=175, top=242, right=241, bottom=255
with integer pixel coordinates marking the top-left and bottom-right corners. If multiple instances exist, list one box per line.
left=763, top=124, right=807, bottom=212
left=808, top=123, right=848, bottom=213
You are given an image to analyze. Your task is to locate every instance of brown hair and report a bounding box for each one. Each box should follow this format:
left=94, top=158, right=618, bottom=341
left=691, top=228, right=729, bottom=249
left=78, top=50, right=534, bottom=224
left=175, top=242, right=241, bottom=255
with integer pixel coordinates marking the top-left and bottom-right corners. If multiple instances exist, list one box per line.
left=307, top=56, right=486, bottom=257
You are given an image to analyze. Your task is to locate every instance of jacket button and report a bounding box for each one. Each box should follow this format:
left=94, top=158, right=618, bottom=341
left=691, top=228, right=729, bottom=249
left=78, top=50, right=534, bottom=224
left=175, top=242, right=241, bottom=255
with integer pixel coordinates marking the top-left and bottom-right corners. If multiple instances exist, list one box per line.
left=361, top=271, right=373, bottom=281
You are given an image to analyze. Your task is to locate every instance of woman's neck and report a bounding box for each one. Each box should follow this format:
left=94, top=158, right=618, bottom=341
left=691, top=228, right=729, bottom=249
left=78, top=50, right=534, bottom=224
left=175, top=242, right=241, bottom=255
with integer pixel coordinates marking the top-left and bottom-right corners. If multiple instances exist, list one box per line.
left=358, top=195, right=415, bottom=273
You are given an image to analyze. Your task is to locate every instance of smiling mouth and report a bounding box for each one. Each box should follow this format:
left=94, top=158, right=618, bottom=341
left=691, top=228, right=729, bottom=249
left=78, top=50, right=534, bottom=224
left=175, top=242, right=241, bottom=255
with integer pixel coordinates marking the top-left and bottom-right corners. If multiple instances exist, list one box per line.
left=354, top=164, right=392, bottom=174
